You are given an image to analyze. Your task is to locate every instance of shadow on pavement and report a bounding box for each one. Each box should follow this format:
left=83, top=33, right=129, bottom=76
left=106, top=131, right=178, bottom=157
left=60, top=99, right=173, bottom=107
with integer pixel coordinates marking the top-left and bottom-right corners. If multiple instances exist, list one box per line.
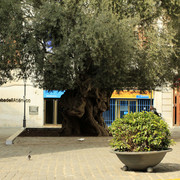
left=154, top=163, right=180, bottom=173
left=0, top=136, right=113, bottom=159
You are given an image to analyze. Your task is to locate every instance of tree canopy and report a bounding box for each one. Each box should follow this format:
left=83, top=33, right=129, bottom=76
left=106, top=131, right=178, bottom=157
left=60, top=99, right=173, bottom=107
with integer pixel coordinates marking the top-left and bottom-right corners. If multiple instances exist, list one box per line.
left=0, top=0, right=179, bottom=90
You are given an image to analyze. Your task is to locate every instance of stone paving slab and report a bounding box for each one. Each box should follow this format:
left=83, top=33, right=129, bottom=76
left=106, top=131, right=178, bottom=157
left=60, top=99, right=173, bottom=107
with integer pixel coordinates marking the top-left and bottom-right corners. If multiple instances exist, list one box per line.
left=0, top=135, right=180, bottom=180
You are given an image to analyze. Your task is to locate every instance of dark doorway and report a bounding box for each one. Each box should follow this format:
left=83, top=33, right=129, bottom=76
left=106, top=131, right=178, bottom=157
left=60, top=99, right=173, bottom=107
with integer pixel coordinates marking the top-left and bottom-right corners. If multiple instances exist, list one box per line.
left=45, top=99, right=54, bottom=124
left=173, top=88, right=180, bottom=126
left=44, top=99, right=62, bottom=125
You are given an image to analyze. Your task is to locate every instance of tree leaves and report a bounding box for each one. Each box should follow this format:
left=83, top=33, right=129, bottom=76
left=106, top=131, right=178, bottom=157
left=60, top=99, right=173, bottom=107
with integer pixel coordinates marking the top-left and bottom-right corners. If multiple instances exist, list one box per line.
left=0, top=0, right=179, bottom=91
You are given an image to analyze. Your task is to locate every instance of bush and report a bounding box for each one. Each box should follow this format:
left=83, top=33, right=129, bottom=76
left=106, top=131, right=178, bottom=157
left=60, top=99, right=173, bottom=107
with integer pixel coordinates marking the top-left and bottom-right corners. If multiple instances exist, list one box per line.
left=109, top=111, right=174, bottom=152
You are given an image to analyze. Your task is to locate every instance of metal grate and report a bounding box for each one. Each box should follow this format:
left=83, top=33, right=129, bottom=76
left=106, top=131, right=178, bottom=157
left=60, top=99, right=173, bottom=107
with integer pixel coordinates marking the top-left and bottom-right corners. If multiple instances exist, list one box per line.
left=103, top=99, right=115, bottom=127
left=103, top=99, right=153, bottom=126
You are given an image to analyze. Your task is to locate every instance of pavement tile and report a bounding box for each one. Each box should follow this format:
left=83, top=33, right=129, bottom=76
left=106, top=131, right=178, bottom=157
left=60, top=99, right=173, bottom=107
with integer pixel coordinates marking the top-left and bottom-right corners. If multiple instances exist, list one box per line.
left=0, top=128, right=180, bottom=180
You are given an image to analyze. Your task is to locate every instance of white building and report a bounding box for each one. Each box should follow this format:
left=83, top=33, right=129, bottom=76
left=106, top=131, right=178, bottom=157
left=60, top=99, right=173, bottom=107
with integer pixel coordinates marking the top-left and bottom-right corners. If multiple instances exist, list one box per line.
left=0, top=80, right=179, bottom=128
left=0, top=80, right=43, bottom=127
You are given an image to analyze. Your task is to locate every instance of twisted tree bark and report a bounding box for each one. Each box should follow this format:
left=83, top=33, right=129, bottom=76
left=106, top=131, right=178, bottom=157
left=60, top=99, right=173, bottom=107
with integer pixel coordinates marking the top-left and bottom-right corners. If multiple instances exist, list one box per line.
left=59, top=80, right=112, bottom=136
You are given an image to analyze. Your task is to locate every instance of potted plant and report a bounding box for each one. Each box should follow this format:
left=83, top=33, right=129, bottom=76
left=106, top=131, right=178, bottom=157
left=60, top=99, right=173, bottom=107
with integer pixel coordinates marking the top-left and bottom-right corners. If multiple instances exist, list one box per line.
left=109, top=111, right=175, bottom=172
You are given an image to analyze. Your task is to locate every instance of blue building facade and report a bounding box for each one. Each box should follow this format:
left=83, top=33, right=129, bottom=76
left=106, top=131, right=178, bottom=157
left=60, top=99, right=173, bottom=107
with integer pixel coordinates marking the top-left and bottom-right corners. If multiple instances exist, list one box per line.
left=43, top=90, right=153, bottom=126
left=103, top=99, right=153, bottom=126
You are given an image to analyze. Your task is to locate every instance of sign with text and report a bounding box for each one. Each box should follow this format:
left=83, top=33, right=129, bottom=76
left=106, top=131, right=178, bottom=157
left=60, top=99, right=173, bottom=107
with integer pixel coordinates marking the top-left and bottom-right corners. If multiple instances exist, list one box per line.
left=43, top=90, right=65, bottom=98
left=0, top=98, right=31, bottom=103
left=111, top=90, right=153, bottom=99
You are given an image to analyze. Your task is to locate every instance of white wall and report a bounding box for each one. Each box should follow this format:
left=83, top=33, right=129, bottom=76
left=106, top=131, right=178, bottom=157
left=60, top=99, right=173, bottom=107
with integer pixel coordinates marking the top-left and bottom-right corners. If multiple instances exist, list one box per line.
left=0, top=80, right=44, bottom=127
left=0, top=80, right=175, bottom=128
left=154, top=87, right=173, bottom=127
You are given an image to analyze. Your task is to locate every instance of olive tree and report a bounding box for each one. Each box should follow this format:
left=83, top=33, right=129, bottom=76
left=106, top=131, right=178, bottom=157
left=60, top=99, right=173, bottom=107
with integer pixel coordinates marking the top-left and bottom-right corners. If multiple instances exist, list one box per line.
left=0, top=0, right=179, bottom=135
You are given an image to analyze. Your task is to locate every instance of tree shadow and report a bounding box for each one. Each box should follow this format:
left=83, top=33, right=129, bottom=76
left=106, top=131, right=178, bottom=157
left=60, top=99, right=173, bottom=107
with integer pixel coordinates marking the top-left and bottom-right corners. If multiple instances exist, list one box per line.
left=0, top=136, right=113, bottom=159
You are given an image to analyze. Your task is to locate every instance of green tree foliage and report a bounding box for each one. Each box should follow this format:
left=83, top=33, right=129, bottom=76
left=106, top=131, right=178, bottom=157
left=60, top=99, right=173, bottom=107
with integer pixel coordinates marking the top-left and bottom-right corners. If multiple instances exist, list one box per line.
left=0, top=0, right=179, bottom=90
left=32, top=1, right=140, bottom=90
left=112, top=0, right=180, bottom=87
left=0, top=0, right=37, bottom=84
left=0, top=0, right=22, bottom=84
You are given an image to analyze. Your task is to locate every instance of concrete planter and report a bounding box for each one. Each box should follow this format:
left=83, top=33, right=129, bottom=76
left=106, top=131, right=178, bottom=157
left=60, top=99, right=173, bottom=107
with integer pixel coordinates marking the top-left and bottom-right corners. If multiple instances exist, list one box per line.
left=111, top=148, right=172, bottom=172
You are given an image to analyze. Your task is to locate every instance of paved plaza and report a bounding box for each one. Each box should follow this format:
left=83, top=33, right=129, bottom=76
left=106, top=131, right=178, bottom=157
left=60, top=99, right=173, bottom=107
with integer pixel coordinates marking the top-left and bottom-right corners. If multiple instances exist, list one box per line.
left=0, top=128, right=180, bottom=180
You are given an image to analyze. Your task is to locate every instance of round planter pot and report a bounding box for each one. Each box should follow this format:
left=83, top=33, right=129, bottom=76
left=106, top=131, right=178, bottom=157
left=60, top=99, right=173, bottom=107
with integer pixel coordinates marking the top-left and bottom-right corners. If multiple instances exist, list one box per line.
left=111, top=148, right=172, bottom=172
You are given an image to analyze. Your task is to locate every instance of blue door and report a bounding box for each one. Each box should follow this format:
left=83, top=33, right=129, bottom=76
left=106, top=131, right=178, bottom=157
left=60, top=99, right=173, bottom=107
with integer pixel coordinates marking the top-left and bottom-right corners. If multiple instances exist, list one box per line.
left=120, top=100, right=129, bottom=118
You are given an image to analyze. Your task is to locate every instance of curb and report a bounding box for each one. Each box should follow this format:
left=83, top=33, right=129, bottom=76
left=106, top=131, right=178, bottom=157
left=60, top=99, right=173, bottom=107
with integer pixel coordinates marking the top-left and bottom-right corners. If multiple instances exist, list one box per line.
left=5, top=127, right=25, bottom=145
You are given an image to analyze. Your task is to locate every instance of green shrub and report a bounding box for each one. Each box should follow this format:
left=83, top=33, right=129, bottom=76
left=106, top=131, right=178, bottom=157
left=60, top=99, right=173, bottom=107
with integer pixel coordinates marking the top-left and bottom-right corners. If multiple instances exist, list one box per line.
left=109, top=111, right=175, bottom=152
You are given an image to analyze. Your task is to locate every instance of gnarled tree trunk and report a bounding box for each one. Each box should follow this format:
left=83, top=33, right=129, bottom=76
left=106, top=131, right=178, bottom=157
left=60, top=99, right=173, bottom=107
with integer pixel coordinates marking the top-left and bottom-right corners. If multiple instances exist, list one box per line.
left=59, top=80, right=112, bottom=136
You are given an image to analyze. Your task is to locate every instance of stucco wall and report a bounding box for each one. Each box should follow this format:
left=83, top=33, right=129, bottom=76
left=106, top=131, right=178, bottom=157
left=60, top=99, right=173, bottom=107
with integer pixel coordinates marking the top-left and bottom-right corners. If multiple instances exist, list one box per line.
left=0, top=80, right=175, bottom=128
left=0, top=80, right=44, bottom=127
left=154, top=87, right=173, bottom=128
